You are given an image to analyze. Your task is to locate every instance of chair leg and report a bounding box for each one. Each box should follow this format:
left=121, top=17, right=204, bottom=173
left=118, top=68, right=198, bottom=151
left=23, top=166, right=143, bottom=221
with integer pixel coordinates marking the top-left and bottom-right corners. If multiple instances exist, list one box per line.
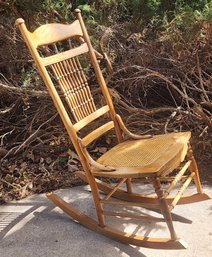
left=126, top=178, right=133, bottom=193
left=152, top=178, right=178, bottom=240
left=187, top=143, right=203, bottom=193
left=86, top=171, right=105, bottom=227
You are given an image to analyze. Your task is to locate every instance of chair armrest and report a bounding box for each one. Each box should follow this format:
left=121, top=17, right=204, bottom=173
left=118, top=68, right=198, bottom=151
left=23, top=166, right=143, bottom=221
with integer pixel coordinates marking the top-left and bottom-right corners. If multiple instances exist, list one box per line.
left=78, top=138, right=116, bottom=172
left=116, top=114, right=152, bottom=140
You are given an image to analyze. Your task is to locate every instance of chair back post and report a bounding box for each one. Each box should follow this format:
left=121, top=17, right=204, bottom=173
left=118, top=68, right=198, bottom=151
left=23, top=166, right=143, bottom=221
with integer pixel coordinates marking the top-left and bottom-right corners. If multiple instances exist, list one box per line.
left=15, top=18, right=89, bottom=170
left=16, top=18, right=108, bottom=226
left=74, top=9, right=123, bottom=143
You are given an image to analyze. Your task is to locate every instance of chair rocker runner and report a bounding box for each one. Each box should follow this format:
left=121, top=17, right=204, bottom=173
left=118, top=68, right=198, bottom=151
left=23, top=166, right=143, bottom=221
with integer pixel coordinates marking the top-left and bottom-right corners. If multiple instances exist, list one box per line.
left=16, top=9, right=211, bottom=249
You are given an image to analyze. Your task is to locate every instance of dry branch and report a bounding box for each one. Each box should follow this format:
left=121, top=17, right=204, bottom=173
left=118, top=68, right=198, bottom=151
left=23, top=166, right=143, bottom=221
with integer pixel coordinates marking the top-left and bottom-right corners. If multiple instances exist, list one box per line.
left=0, top=82, right=48, bottom=96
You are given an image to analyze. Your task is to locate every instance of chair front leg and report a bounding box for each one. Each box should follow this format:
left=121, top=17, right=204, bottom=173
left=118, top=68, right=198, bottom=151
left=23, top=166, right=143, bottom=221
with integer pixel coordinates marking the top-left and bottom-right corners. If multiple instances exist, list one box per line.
left=126, top=178, right=133, bottom=193
left=85, top=169, right=106, bottom=227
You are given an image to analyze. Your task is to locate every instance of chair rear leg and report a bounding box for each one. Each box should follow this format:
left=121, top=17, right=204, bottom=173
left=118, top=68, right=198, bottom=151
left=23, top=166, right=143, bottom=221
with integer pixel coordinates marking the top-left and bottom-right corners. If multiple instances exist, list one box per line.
left=153, top=178, right=178, bottom=240
left=187, top=143, right=203, bottom=193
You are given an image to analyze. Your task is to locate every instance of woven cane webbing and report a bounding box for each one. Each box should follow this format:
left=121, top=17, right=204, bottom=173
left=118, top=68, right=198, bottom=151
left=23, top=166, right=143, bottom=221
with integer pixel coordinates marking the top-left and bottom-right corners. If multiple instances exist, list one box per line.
left=97, top=132, right=190, bottom=175
left=50, top=57, right=96, bottom=121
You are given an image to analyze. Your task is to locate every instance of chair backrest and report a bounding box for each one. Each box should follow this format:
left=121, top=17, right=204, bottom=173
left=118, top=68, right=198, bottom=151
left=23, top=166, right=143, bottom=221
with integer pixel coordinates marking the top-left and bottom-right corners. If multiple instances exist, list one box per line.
left=16, top=9, right=122, bottom=167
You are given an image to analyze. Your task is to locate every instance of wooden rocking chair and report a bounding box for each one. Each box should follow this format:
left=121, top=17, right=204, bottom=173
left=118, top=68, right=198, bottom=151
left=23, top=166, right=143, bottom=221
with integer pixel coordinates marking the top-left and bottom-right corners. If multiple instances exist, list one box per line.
left=16, top=9, right=210, bottom=249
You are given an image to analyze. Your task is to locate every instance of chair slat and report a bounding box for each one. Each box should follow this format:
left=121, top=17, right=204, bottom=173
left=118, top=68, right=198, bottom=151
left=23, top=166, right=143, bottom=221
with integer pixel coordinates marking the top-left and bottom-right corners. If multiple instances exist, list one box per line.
left=31, top=20, right=83, bottom=47
left=51, top=62, right=83, bottom=120
left=62, top=59, right=89, bottom=118
left=72, top=57, right=96, bottom=113
left=51, top=57, right=96, bottom=121
left=82, top=121, right=114, bottom=146
left=66, top=59, right=90, bottom=117
left=42, top=43, right=88, bottom=66
left=73, top=105, right=110, bottom=132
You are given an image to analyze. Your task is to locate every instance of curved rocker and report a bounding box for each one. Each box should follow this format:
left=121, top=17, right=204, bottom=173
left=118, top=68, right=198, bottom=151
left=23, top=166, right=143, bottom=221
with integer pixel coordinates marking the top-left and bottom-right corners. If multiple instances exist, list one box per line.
left=75, top=171, right=211, bottom=205
left=47, top=192, right=187, bottom=250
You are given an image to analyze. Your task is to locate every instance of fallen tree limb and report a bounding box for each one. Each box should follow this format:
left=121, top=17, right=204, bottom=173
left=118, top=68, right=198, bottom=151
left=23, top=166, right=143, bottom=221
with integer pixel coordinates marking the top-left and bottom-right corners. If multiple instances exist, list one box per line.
left=0, top=82, right=49, bottom=97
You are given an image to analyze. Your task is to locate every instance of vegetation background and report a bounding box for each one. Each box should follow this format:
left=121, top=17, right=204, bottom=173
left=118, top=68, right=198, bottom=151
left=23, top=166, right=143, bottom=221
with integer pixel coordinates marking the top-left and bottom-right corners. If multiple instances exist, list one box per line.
left=0, top=0, right=211, bottom=203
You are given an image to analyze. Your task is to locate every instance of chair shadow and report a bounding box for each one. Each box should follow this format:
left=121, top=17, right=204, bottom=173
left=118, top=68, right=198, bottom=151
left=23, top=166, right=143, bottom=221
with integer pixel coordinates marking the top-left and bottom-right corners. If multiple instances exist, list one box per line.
left=146, top=208, right=193, bottom=224
left=1, top=184, right=203, bottom=257
left=0, top=192, right=148, bottom=257
left=0, top=203, right=43, bottom=240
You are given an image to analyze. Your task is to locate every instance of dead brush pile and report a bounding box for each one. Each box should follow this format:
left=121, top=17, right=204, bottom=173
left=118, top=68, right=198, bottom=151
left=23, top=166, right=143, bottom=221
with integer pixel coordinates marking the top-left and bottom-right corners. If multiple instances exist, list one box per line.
left=104, top=23, right=212, bottom=136
left=0, top=21, right=211, bottom=203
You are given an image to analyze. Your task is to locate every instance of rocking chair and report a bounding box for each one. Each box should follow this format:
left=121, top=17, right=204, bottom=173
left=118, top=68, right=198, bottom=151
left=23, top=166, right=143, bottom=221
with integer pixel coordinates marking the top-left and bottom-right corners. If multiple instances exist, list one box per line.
left=16, top=9, right=210, bottom=249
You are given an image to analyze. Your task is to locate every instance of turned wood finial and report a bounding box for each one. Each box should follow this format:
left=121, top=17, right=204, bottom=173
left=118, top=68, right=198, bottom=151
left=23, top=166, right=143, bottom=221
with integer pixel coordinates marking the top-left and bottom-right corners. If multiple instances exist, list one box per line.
left=15, top=18, right=25, bottom=26
left=74, top=9, right=81, bottom=14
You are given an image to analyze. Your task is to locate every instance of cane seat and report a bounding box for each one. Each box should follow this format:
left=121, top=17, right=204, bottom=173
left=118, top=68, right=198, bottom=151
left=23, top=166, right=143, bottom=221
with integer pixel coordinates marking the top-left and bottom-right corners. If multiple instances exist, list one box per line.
left=95, top=132, right=190, bottom=178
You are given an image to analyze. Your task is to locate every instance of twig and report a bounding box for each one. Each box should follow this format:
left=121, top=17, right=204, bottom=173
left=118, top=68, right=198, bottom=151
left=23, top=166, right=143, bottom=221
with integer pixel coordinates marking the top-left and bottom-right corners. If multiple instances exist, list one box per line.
left=114, top=65, right=198, bottom=106
left=2, top=113, right=58, bottom=159
left=164, top=108, right=180, bottom=133
left=118, top=98, right=177, bottom=115
left=0, top=129, right=15, bottom=145
left=0, top=103, right=16, bottom=114
left=196, top=53, right=210, bottom=102
left=199, top=126, right=208, bottom=137
left=193, top=106, right=212, bottom=129
left=0, top=178, right=21, bottom=190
